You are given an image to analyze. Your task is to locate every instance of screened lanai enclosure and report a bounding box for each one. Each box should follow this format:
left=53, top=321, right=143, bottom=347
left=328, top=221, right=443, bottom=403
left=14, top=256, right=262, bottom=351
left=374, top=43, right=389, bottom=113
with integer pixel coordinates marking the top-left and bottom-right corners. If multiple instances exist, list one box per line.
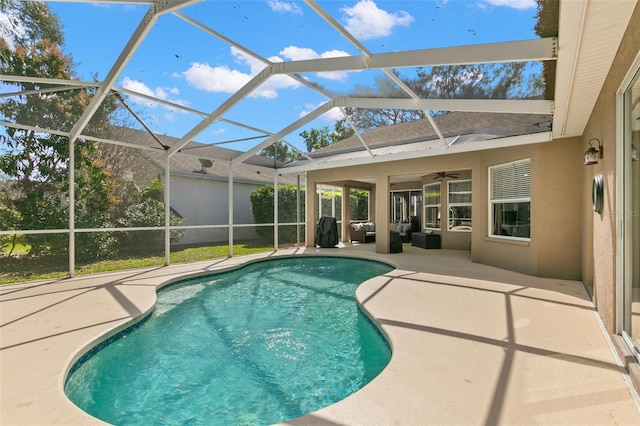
left=1, top=0, right=571, bottom=279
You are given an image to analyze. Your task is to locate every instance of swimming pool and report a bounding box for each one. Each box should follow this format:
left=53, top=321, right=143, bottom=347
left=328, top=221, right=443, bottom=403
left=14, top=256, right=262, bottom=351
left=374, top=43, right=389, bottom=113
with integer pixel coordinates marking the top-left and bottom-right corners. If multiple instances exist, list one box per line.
left=64, top=256, right=394, bottom=425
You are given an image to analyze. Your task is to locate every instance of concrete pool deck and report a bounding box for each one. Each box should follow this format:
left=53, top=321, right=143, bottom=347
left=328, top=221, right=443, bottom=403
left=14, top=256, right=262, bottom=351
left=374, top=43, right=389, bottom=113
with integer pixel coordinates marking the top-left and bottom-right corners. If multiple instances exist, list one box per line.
left=1, top=244, right=640, bottom=425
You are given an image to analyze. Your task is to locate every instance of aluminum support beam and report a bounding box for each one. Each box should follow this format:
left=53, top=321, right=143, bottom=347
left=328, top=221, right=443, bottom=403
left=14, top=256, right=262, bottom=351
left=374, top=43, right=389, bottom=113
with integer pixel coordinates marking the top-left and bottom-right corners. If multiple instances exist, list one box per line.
left=274, top=172, right=279, bottom=250
left=228, top=165, right=234, bottom=257
left=304, top=0, right=371, bottom=61
left=164, top=152, right=171, bottom=266
left=232, top=101, right=335, bottom=165
left=166, top=65, right=276, bottom=157
left=173, top=11, right=332, bottom=100
left=0, top=86, right=81, bottom=98
left=271, top=38, right=557, bottom=75
left=381, top=70, right=448, bottom=146
left=68, top=0, right=200, bottom=144
left=340, top=107, right=374, bottom=157
left=68, top=137, right=75, bottom=277
left=0, top=75, right=98, bottom=88
left=232, top=96, right=551, bottom=167
left=339, top=98, right=553, bottom=114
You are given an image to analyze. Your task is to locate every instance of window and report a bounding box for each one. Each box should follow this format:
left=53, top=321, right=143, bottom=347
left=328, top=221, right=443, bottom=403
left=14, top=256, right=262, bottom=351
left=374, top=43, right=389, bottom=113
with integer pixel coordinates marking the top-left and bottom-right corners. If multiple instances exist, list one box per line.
left=349, top=189, right=370, bottom=222
left=390, top=190, right=422, bottom=223
left=423, top=182, right=441, bottom=230
left=317, top=185, right=341, bottom=220
left=448, top=180, right=472, bottom=231
left=489, top=159, right=531, bottom=239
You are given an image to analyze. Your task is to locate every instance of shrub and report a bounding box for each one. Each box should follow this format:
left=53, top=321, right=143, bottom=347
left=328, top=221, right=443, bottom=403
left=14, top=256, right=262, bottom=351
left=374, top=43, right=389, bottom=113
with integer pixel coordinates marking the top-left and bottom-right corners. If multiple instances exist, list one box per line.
left=116, top=178, right=184, bottom=253
left=250, top=185, right=305, bottom=244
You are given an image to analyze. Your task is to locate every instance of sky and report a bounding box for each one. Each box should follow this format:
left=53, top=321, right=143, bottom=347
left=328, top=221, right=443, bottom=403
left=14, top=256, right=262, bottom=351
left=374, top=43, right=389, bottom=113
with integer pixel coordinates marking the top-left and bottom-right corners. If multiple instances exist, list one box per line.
left=4, top=0, right=542, bottom=154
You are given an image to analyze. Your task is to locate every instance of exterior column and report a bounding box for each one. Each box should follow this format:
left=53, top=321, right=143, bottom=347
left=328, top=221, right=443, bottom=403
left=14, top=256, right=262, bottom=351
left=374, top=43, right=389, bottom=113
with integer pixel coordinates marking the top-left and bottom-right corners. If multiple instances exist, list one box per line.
left=164, top=152, right=171, bottom=265
left=375, top=176, right=390, bottom=253
left=342, top=186, right=351, bottom=242
left=305, top=177, right=317, bottom=247
left=369, top=186, right=376, bottom=222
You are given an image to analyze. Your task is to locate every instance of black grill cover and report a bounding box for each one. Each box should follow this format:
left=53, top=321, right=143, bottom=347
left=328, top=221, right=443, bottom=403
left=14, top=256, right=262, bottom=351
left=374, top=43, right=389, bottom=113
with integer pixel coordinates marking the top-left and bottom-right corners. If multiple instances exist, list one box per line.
left=316, top=216, right=338, bottom=248
left=390, top=230, right=403, bottom=253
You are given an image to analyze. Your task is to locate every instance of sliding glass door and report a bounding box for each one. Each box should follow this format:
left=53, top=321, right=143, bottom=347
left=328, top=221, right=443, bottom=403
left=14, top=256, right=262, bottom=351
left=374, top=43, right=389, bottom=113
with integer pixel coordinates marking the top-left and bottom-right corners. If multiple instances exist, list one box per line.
left=621, top=63, right=640, bottom=361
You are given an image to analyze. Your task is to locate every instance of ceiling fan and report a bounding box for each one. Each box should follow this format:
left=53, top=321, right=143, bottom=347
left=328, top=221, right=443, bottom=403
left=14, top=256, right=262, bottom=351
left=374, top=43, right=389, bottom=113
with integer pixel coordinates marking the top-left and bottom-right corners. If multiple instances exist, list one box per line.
left=433, top=171, right=460, bottom=180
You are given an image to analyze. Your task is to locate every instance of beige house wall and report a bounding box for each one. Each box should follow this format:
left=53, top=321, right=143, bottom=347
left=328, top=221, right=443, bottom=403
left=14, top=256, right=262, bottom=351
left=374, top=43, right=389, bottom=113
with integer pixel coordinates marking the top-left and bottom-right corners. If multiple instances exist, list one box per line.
left=473, top=140, right=583, bottom=279
left=307, top=1, right=639, bottom=294
left=581, top=1, right=640, bottom=330
left=306, top=139, right=582, bottom=280
left=578, top=0, right=640, bottom=388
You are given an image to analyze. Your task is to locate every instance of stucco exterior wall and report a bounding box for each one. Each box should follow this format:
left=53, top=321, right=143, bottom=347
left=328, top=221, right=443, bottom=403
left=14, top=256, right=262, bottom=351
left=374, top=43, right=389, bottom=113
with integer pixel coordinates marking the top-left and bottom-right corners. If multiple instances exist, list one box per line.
left=170, top=175, right=259, bottom=245
left=535, top=139, right=583, bottom=279
left=580, top=1, right=640, bottom=333
left=472, top=140, right=582, bottom=279
left=306, top=140, right=582, bottom=280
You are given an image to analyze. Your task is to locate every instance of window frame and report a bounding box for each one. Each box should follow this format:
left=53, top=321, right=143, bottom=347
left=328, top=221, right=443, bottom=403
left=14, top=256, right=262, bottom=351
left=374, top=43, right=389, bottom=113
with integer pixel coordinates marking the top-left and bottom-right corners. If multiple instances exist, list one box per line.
left=447, top=179, right=472, bottom=232
left=390, top=189, right=422, bottom=224
left=488, top=159, right=531, bottom=241
left=423, top=182, right=441, bottom=231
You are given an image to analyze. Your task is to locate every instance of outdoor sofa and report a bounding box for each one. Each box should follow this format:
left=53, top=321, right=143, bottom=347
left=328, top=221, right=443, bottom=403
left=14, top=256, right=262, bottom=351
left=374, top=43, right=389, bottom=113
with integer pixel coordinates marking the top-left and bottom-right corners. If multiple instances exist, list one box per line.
left=349, top=222, right=376, bottom=243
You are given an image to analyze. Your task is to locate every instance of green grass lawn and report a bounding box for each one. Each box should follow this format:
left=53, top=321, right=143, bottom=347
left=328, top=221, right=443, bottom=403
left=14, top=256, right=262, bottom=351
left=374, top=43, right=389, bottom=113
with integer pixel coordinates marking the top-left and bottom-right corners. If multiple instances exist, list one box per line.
left=0, top=242, right=277, bottom=285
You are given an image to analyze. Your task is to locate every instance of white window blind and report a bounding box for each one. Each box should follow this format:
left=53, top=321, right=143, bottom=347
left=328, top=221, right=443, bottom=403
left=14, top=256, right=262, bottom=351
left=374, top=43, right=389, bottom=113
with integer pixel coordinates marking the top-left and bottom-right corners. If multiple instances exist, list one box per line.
left=490, top=160, right=530, bottom=200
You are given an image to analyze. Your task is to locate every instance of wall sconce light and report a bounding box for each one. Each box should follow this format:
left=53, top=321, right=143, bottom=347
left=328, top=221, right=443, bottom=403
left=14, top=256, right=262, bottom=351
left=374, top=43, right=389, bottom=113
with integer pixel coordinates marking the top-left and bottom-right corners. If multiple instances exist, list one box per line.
left=584, top=138, right=603, bottom=165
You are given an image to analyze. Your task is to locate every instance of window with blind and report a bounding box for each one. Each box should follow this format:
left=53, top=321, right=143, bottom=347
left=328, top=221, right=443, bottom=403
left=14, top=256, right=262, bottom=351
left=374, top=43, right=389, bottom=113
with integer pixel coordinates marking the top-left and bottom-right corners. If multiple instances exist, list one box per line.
left=489, top=159, right=531, bottom=239
left=448, top=179, right=472, bottom=231
left=423, top=182, right=441, bottom=230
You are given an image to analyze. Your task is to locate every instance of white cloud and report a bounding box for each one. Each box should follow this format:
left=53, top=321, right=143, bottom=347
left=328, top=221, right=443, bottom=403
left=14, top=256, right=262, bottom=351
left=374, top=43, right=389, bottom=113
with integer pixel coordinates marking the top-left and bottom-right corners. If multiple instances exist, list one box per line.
left=182, top=47, right=301, bottom=99
left=482, top=0, right=536, bottom=9
left=120, top=77, right=185, bottom=108
left=182, top=63, right=251, bottom=94
left=318, top=50, right=353, bottom=81
left=267, top=0, right=302, bottom=14
left=299, top=103, right=344, bottom=123
left=280, top=46, right=319, bottom=61
left=341, top=0, right=414, bottom=40
left=279, top=46, right=352, bottom=82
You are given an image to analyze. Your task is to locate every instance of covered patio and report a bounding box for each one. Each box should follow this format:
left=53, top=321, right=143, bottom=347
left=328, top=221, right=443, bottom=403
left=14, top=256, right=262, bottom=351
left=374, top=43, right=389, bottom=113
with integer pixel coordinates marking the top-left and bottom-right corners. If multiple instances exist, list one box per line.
left=1, top=245, right=639, bottom=425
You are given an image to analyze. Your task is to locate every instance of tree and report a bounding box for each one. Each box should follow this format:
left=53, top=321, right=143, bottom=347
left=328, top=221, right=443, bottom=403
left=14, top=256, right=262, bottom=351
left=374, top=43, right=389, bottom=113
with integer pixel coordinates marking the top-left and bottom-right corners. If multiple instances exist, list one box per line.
left=343, top=73, right=425, bottom=131
left=116, top=178, right=184, bottom=253
left=349, top=189, right=369, bottom=221
left=412, top=62, right=540, bottom=101
left=299, top=127, right=334, bottom=152
left=249, top=185, right=305, bottom=244
left=0, top=1, right=120, bottom=259
left=0, top=0, right=63, bottom=47
left=333, top=119, right=355, bottom=142
left=299, top=120, right=355, bottom=153
left=259, top=140, right=299, bottom=163
left=342, top=61, right=544, bottom=131
left=0, top=179, right=21, bottom=256
left=534, top=0, right=559, bottom=99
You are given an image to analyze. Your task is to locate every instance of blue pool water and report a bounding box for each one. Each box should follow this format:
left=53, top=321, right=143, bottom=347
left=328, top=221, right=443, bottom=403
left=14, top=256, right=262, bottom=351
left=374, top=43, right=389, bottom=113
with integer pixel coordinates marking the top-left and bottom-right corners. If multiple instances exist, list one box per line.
left=64, top=256, right=394, bottom=425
